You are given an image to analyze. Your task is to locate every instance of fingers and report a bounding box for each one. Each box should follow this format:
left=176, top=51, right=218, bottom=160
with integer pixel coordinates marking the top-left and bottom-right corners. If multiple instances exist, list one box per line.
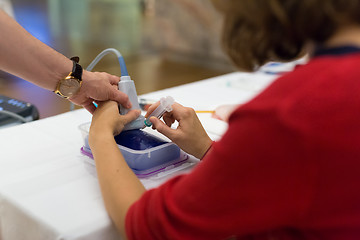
left=146, top=102, right=184, bottom=127
left=150, top=117, right=177, bottom=140
left=145, top=101, right=183, bottom=118
left=108, top=87, right=132, bottom=109
left=145, top=102, right=160, bottom=118
left=75, top=71, right=133, bottom=111
left=120, top=109, right=141, bottom=124
left=169, top=103, right=188, bottom=118
left=108, top=74, right=121, bottom=85
left=163, top=113, right=175, bottom=127
left=95, top=71, right=120, bottom=86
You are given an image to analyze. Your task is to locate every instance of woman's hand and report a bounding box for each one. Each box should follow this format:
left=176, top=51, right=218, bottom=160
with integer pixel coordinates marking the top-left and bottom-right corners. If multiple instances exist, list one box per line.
left=146, top=102, right=212, bottom=159
left=212, top=104, right=239, bottom=122
left=89, top=101, right=140, bottom=140
left=70, top=70, right=132, bottom=114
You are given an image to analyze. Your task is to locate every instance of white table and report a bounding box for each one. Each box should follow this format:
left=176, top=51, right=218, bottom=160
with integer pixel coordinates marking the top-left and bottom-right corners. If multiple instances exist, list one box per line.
left=0, top=72, right=277, bottom=240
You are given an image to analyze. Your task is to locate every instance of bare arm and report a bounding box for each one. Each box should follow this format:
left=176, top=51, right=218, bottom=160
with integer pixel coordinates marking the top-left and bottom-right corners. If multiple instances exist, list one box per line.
left=0, top=10, right=131, bottom=112
left=89, top=101, right=145, bottom=238
left=0, top=10, right=72, bottom=90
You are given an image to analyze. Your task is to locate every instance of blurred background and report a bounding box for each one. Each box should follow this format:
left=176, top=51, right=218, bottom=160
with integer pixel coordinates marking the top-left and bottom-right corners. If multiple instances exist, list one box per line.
left=0, top=0, right=234, bottom=118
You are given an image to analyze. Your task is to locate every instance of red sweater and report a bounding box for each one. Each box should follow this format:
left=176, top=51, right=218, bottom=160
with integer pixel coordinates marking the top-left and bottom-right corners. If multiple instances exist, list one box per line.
left=126, top=53, right=360, bottom=239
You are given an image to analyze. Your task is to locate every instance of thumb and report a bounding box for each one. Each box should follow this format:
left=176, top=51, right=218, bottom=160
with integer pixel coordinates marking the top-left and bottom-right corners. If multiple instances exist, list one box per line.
left=150, top=117, right=177, bottom=140
left=121, top=110, right=141, bottom=125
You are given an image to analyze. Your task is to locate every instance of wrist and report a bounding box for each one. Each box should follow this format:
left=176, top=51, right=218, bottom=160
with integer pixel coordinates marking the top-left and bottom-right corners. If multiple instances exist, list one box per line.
left=198, top=139, right=213, bottom=159
left=90, top=124, right=114, bottom=137
left=51, top=58, right=74, bottom=91
left=53, top=57, right=83, bottom=99
left=89, top=126, right=114, bottom=145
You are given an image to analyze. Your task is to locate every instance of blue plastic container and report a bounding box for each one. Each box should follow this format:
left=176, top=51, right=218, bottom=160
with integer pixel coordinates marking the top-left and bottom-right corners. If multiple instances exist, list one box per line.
left=79, top=123, right=188, bottom=178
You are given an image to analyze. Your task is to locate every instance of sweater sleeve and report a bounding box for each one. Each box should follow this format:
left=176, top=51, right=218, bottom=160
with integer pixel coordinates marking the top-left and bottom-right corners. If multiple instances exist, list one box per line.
left=125, top=105, right=316, bottom=240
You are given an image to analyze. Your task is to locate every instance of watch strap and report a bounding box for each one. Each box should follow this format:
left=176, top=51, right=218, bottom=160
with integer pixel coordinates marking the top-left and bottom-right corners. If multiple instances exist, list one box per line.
left=70, top=56, right=83, bottom=80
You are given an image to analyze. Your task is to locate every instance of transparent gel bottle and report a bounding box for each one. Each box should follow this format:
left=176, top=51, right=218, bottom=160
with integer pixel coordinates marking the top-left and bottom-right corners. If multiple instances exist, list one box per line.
left=144, top=96, right=174, bottom=127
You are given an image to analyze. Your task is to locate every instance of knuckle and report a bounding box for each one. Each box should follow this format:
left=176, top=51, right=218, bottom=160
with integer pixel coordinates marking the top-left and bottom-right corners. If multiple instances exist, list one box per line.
left=123, top=94, right=129, bottom=101
left=158, top=124, right=167, bottom=133
left=155, top=124, right=164, bottom=133
left=108, top=89, right=116, bottom=99
left=121, top=94, right=129, bottom=103
left=183, top=107, right=195, bottom=117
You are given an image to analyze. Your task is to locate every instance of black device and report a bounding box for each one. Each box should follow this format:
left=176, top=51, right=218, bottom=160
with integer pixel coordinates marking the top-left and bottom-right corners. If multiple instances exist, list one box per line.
left=0, top=95, right=39, bottom=127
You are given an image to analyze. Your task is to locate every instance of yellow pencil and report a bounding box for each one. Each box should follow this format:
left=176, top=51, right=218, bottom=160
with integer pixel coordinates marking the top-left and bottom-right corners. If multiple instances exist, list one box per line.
left=195, top=110, right=215, bottom=114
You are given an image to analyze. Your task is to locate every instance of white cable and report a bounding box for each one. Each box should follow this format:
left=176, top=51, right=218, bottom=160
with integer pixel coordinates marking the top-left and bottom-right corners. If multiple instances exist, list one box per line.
left=86, top=48, right=122, bottom=71
left=0, top=110, right=28, bottom=123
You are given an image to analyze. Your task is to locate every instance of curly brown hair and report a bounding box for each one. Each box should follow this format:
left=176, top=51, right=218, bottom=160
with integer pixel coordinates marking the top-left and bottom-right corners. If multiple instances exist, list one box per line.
left=212, top=0, right=360, bottom=71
